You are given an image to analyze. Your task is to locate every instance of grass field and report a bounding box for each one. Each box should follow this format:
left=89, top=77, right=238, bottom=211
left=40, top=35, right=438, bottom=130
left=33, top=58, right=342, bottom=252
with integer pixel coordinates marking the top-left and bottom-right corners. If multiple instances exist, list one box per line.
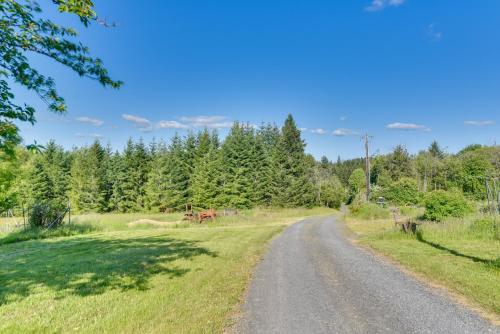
left=0, top=208, right=333, bottom=333
left=345, top=208, right=500, bottom=321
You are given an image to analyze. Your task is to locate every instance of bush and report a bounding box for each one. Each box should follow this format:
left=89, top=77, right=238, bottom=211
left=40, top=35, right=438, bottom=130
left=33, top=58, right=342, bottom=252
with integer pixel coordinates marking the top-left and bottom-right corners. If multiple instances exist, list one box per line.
left=320, top=175, right=346, bottom=209
left=350, top=202, right=390, bottom=220
left=347, top=168, right=366, bottom=204
left=382, top=178, right=422, bottom=206
left=28, top=201, right=67, bottom=228
left=423, top=190, right=473, bottom=222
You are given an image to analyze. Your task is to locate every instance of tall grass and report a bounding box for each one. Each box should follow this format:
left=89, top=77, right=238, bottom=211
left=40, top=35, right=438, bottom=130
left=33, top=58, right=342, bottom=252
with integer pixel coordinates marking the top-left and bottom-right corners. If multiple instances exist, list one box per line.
left=417, top=215, right=499, bottom=241
left=349, top=202, right=390, bottom=220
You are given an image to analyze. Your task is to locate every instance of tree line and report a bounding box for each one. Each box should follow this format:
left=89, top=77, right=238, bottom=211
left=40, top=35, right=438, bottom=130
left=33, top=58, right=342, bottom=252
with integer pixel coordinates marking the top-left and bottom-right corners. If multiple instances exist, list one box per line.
left=0, top=115, right=345, bottom=213
left=1, top=114, right=498, bottom=215
left=336, top=142, right=500, bottom=206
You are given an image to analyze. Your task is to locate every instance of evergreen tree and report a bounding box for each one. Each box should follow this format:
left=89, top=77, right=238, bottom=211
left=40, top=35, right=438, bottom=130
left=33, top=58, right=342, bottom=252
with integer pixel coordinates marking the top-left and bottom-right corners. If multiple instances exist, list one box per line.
left=219, top=123, right=255, bottom=209
left=251, top=132, right=273, bottom=206
left=109, top=151, right=124, bottom=211
left=69, top=141, right=109, bottom=212
left=332, top=157, right=365, bottom=186
left=184, top=132, right=198, bottom=202
left=384, top=145, right=414, bottom=181
left=28, top=141, right=69, bottom=205
left=100, top=144, right=115, bottom=211
left=162, top=135, right=190, bottom=210
left=210, top=130, right=221, bottom=149
left=110, top=139, right=150, bottom=212
left=195, top=129, right=212, bottom=162
left=271, top=115, right=315, bottom=207
left=132, top=139, right=151, bottom=209
left=145, top=144, right=170, bottom=212
left=429, top=140, right=445, bottom=159
left=258, top=123, right=281, bottom=151
left=191, top=146, right=222, bottom=208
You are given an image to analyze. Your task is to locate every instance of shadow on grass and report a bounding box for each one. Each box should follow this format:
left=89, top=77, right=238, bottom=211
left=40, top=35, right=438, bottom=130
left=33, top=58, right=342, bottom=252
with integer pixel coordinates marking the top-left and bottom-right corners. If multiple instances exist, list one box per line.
left=416, top=231, right=499, bottom=269
left=0, top=234, right=217, bottom=305
left=0, top=224, right=99, bottom=246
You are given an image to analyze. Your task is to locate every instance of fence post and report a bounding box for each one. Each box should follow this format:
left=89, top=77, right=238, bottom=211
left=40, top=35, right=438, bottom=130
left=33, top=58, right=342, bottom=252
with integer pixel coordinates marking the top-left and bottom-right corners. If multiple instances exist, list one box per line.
left=22, top=203, right=26, bottom=229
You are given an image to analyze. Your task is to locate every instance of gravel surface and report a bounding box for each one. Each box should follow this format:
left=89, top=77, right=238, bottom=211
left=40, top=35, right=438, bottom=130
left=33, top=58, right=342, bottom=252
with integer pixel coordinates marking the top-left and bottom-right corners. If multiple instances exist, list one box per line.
left=236, top=216, right=499, bottom=334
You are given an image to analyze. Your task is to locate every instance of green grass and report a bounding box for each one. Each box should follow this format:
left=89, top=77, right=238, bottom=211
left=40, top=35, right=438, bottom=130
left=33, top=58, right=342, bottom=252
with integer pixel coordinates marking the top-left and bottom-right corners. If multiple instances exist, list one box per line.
left=0, top=224, right=97, bottom=246
left=346, top=211, right=500, bottom=319
left=350, top=202, right=391, bottom=220
left=0, top=207, right=333, bottom=333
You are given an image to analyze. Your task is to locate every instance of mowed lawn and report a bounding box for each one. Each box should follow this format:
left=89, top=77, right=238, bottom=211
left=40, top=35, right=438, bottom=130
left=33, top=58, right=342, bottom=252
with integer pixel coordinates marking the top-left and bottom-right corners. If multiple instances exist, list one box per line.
left=0, top=208, right=333, bottom=333
left=346, top=215, right=500, bottom=321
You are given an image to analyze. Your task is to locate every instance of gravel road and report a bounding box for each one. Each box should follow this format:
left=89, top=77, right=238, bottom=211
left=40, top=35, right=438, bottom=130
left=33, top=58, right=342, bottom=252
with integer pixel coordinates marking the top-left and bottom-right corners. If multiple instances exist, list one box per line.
left=236, top=216, right=499, bottom=334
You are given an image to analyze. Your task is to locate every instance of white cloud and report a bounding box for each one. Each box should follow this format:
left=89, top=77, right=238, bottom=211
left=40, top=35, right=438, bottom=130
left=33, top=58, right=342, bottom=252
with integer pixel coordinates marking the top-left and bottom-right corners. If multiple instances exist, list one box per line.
left=122, top=114, right=153, bottom=132
left=464, top=120, right=495, bottom=126
left=179, top=115, right=233, bottom=129
left=156, top=120, right=189, bottom=129
left=333, top=128, right=360, bottom=137
left=76, top=117, right=103, bottom=127
left=205, top=122, right=234, bottom=129
left=340, top=116, right=347, bottom=121
left=75, top=133, right=103, bottom=139
left=180, top=115, right=225, bottom=125
left=387, top=122, right=431, bottom=131
left=311, top=128, right=327, bottom=135
left=427, top=23, right=443, bottom=41
left=365, top=0, right=405, bottom=12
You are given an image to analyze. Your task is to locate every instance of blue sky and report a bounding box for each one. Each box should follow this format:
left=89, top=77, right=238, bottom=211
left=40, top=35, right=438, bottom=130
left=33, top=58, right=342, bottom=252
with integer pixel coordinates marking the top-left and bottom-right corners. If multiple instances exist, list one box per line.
left=16, top=0, right=500, bottom=159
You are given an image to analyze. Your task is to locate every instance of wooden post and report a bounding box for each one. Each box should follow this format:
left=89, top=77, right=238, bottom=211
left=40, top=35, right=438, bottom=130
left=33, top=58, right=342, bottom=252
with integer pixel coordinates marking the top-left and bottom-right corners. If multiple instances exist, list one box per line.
left=364, top=133, right=371, bottom=201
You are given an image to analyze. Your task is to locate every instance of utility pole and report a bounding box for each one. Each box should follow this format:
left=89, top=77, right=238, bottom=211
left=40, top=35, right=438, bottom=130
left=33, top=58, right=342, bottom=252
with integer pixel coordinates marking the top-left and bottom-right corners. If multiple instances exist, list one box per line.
left=364, top=133, right=371, bottom=201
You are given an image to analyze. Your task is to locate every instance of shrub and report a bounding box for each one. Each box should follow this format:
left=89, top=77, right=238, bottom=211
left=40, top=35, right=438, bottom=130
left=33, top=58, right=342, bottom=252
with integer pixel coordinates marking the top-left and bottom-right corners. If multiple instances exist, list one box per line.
left=347, top=168, right=366, bottom=204
left=350, top=202, right=390, bottom=220
left=320, top=175, right=346, bottom=209
left=348, top=168, right=366, bottom=193
left=28, top=201, right=67, bottom=228
left=382, top=178, right=422, bottom=206
left=423, top=190, right=473, bottom=222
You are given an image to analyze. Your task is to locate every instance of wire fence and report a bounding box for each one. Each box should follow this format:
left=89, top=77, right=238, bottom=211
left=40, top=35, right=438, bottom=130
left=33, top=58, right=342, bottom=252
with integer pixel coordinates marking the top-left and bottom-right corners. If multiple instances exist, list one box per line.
left=0, top=203, right=72, bottom=234
left=0, top=207, right=27, bottom=234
